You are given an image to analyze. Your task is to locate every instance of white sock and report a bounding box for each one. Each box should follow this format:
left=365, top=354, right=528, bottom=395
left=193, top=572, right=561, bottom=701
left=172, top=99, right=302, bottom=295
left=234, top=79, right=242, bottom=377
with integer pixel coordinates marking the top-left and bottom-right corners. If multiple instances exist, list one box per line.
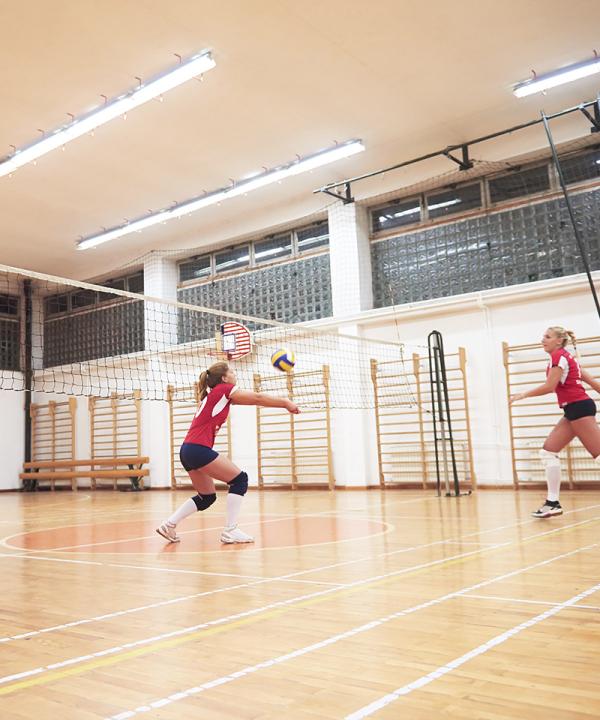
left=225, top=493, right=243, bottom=528
left=167, top=498, right=198, bottom=526
left=546, top=465, right=561, bottom=503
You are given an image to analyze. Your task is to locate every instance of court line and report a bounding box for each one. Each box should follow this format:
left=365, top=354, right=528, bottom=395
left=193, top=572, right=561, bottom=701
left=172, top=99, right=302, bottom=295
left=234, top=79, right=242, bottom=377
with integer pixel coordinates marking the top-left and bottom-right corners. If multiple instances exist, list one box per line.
left=0, top=553, right=267, bottom=580
left=0, top=576, right=346, bottom=645
left=4, top=516, right=599, bottom=698
left=0, top=544, right=506, bottom=692
left=461, top=593, right=600, bottom=611
left=102, top=542, right=599, bottom=720
left=344, top=577, right=600, bottom=719
left=0, top=508, right=360, bottom=552
left=0, top=512, right=597, bottom=647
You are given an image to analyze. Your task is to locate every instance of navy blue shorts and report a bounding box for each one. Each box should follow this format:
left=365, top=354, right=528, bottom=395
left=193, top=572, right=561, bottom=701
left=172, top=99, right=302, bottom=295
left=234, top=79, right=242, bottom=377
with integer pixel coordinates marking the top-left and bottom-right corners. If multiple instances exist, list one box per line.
left=563, top=399, right=597, bottom=421
left=179, top=443, right=219, bottom=471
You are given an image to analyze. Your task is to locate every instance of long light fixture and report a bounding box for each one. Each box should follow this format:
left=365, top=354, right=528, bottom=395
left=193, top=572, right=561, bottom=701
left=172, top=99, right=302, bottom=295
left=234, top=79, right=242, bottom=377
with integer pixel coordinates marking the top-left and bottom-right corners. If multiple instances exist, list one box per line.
left=77, top=140, right=365, bottom=250
left=513, top=53, right=600, bottom=98
left=0, top=50, right=216, bottom=179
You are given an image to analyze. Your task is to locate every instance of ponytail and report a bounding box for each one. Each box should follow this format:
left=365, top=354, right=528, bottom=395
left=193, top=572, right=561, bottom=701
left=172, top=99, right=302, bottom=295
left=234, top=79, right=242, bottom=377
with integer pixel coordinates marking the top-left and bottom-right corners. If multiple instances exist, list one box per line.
left=548, top=326, right=580, bottom=359
left=566, top=330, right=580, bottom=360
left=198, top=370, right=209, bottom=401
left=198, top=361, right=230, bottom=401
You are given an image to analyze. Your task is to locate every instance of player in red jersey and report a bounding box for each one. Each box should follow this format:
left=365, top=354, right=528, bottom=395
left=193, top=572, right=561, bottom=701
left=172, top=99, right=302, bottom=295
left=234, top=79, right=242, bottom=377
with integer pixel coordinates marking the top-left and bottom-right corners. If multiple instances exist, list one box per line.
left=156, top=361, right=299, bottom=544
left=510, top=327, right=600, bottom=518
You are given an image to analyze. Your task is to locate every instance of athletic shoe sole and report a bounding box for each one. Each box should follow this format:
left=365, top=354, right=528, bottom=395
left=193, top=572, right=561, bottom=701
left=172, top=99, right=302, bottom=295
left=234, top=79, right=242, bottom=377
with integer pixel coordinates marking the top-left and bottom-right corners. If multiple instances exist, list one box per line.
left=156, top=527, right=180, bottom=543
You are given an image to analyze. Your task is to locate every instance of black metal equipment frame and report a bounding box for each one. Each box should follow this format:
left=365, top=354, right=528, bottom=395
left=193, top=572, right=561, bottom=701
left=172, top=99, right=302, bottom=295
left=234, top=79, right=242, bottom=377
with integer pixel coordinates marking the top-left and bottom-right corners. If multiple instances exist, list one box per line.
left=22, top=279, right=36, bottom=492
left=541, top=110, right=600, bottom=322
left=427, top=331, right=470, bottom=497
left=315, top=96, right=600, bottom=204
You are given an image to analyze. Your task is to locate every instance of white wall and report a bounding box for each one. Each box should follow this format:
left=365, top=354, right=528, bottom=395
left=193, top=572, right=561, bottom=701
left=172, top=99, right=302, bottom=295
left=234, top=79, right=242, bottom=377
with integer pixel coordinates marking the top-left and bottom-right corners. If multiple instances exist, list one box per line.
left=18, top=272, right=599, bottom=491
left=0, top=386, right=25, bottom=490
left=351, top=272, right=600, bottom=486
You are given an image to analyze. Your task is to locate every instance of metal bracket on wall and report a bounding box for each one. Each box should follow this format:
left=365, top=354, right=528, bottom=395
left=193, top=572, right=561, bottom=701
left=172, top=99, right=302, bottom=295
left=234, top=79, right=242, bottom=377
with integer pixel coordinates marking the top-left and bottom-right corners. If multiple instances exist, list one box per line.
left=442, top=145, right=473, bottom=171
left=322, top=181, right=354, bottom=204
left=579, top=96, right=600, bottom=133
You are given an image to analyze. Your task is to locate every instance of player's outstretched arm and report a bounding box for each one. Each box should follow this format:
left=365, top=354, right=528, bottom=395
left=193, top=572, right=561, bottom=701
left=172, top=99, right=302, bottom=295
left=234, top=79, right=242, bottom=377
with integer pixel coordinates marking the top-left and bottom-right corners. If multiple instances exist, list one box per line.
left=510, top=367, right=562, bottom=404
left=580, top=368, right=600, bottom=395
left=231, top=390, right=300, bottom=413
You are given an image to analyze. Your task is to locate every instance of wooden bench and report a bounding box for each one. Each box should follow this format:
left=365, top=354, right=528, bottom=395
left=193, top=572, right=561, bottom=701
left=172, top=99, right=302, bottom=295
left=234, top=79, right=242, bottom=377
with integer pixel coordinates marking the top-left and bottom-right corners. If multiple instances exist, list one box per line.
left=20, top=456, right=150, bottom=491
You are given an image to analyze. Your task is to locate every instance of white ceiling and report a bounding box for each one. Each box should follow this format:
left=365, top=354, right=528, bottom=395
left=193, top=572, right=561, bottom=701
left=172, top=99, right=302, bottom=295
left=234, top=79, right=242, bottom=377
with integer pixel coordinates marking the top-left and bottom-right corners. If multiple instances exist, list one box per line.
left=1, top=1, right=599, bottom=279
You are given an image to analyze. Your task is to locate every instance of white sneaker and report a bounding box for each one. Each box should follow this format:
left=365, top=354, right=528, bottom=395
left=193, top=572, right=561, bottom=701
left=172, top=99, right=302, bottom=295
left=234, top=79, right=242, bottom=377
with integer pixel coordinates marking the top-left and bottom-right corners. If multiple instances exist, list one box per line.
left=531, top=502, right=563, bottom=518
left=220, top=525, right=254, bottom=544
left=156, top=521, right=180, bottom=543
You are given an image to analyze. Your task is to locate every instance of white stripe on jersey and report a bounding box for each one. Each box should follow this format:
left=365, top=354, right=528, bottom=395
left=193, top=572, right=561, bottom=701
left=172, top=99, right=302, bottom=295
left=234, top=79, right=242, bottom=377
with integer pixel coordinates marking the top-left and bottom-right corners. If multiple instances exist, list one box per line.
left=212, top=393, right=231, bottom=417
left=557, top=355, right=569, bottom=384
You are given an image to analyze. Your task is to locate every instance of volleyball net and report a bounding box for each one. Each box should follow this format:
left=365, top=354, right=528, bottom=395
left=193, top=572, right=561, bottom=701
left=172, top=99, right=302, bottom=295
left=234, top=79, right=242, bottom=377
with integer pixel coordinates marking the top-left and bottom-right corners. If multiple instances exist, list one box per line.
left=0, top=263, right=417, bottom=409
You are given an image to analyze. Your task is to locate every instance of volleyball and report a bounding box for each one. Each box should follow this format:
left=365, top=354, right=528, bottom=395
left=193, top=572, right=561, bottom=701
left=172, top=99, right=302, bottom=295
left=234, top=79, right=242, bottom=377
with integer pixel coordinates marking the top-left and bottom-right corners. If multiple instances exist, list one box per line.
left=271, top=348, right=296, bottom=372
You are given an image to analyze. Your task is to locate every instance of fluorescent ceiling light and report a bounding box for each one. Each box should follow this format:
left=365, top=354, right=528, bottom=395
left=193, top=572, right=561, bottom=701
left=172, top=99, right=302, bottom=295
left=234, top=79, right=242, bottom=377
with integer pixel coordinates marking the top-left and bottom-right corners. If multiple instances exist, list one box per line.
left=427, top=198, right=461, bottom=211
left=77, top=140, right=365, bottom=250
left=0, top=50, right=216, bottom=178
left=513, top=55, right=600, bottom=98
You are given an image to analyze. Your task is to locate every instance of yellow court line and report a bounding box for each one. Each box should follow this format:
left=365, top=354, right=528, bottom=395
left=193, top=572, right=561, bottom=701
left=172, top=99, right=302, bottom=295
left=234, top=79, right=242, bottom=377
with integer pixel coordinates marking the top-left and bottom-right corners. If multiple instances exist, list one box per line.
left=1, top=515, right=597, bottom=697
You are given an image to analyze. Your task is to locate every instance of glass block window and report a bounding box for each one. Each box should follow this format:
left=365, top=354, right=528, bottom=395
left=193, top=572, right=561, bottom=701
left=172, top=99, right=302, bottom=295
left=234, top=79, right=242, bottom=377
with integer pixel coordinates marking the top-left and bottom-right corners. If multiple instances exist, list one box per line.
left=489, top=165, right=550, bottom=203
left=180, top=255, right=212, bottom=282
left=71, top=289, right=97, bottom=309
left=215, top=246, right=250, bottom=274
left=44, top=301, right=144, bottom=367
left=372, top=186, right=600, bottom=307
left=296, top=223, right=329, bottom=252
left=0, top=294, right=18, bottom=316
left=426, top=183, right=482, bottom=220
left=0, top=294, right=20, bottom=371
left=99, top=277, right=125, bottom=302
left=255, top=233, right=292, bottom=264
left=178, top=254, right=332, bottom=343
left=372, top=198, right=421, bottom=232
left=0, top=318, right=19, bottom=371
left=560, top=147, right=600, bottom=186
left=126, top=272, right=144, bottom=294
left=46, top=294, right=69, bottom=316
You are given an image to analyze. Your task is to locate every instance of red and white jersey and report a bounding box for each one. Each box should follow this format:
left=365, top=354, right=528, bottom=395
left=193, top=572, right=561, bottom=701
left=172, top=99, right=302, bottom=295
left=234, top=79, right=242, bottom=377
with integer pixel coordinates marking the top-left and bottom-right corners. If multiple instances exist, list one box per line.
left=184, top=383, right=237, bottom=447
left=547, top=348, right=589, bottom=407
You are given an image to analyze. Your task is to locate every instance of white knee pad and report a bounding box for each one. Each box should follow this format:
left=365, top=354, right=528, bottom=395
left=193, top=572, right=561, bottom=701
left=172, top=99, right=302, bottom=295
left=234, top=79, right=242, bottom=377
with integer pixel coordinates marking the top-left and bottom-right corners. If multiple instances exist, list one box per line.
left=539, top=448, right=560, bottom=468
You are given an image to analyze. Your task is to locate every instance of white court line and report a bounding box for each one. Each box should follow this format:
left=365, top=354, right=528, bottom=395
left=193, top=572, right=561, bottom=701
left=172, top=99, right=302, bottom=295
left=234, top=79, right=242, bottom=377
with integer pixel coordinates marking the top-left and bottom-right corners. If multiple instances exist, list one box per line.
left=1, top=512, right=598, bottom=646
left=461, top=593, right=600, bottom=611
left=0, top=544, right=504, bottom=687
left=0, top=508, right=355, bottom=552
left=344, top=577, right=600, bottom=719
left=103, top=542, right=599, bottom=720
left=0, top=553, right=266, bottom=580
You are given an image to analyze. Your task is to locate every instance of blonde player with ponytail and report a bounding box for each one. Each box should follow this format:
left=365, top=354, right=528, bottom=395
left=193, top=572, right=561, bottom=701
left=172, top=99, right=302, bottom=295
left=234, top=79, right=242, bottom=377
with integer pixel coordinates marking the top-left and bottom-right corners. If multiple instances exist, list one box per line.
left=511, top=327, right=600, bottom=518
left=157, top=361, right=299, bottom=544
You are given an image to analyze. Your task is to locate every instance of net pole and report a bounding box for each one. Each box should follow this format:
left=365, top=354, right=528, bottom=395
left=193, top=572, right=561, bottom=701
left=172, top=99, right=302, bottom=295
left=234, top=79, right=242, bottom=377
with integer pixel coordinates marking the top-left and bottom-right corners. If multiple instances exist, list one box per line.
left=23, top=279, right=34, bottom=491
left=541, top=111, right=600, bottom=322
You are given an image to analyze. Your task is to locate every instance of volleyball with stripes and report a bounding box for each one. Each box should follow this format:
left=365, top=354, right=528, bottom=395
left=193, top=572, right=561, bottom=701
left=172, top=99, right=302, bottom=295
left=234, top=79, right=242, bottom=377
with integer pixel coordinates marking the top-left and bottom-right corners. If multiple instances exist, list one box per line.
left=271, top=348, right=295, bottom=372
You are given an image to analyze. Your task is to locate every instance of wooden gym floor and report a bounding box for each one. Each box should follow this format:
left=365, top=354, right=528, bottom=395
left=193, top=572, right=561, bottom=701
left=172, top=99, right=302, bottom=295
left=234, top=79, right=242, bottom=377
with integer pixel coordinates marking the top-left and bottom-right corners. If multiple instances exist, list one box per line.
left=1, top=489, right=599, bottom=720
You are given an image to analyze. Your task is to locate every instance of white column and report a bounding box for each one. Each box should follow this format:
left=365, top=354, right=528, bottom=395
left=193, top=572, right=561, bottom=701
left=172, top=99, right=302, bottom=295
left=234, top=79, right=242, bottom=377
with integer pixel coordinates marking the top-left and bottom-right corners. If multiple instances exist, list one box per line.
left=328, top=202, right=373, bottom=316
left=143, top=253, right=178, bottom=351
left=142, top=253, right=179, bottom=487
left=327, top=204, right=379, bottom=487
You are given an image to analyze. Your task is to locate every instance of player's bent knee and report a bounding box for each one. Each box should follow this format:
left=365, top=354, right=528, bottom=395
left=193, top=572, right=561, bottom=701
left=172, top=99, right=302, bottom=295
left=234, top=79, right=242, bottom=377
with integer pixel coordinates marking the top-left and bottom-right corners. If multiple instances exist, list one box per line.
left=228, top=471, right=248, bottom=496
left=539, top=448, right=560, bottom=468
left=192, top=493, right=217, bottom=511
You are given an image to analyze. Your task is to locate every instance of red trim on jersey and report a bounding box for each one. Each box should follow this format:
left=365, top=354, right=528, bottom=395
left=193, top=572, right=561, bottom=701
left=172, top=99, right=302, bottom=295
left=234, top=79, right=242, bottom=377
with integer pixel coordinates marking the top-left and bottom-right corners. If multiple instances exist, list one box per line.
left=184, top=383, right=237, bottom=448
left=547, top=348, right=589, bottom=407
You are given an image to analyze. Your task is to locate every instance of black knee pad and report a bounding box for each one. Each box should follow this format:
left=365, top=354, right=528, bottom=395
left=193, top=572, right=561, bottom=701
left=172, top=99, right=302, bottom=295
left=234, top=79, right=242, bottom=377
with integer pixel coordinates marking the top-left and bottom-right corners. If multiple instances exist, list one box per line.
left=192, top=493, right=216, bottom=511
left=228, top=471, right=248, bottom=496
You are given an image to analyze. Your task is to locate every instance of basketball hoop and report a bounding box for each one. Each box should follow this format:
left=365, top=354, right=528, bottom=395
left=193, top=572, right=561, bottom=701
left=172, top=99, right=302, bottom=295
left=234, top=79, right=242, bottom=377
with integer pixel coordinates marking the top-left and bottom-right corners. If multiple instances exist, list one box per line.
left=216, top=322, right=253, bottom=360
